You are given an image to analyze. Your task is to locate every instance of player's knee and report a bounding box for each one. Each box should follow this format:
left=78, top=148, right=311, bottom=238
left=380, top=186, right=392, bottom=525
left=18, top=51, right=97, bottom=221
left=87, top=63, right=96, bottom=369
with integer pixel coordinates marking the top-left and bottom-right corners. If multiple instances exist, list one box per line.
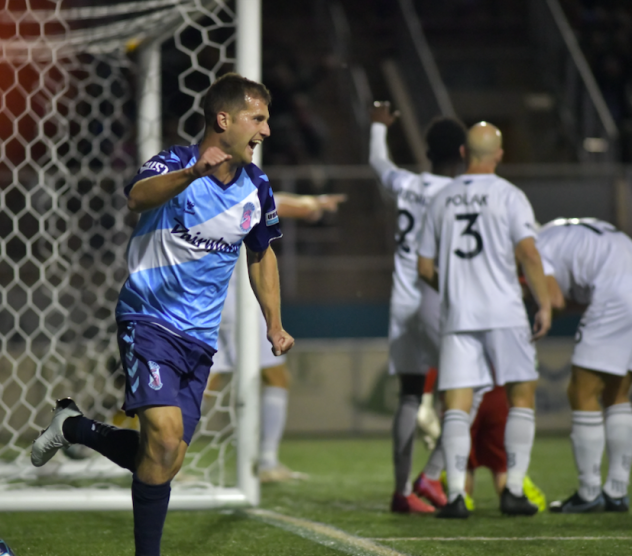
left=261, top=364, right=290, bottom=388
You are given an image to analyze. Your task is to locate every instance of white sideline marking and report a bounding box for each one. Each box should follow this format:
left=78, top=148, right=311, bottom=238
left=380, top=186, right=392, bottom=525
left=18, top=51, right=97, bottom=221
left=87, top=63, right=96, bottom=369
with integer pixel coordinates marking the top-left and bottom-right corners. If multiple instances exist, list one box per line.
left=370, top=536, right=632, bottom=542
left=247, top=508, right=408, bottom=556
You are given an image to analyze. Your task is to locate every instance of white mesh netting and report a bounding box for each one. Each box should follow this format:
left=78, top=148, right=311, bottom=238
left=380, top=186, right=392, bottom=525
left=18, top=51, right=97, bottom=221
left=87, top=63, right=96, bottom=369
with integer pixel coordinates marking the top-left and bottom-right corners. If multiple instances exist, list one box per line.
left=0, top=0, right=243, bottom=499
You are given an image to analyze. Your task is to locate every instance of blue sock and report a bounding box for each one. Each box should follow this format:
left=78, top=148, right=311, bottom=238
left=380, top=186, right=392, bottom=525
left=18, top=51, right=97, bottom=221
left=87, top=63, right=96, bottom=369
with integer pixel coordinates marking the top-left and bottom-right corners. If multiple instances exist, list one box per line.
left=62, top=416, right=139, bottom=472
left=132, top=474, right=171, bottom=556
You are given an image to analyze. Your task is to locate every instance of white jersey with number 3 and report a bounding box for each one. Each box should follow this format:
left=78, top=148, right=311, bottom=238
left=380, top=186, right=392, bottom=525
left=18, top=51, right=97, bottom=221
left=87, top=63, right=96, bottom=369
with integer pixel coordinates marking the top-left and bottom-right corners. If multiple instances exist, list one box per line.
left=418, top=173, right=536, bottom=333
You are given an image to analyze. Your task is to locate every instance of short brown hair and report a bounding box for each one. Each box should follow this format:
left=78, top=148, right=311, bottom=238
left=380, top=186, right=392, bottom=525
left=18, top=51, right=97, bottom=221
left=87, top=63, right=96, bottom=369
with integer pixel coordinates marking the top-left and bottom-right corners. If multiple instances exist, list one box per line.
left=203, top=72, right=271, bottom=131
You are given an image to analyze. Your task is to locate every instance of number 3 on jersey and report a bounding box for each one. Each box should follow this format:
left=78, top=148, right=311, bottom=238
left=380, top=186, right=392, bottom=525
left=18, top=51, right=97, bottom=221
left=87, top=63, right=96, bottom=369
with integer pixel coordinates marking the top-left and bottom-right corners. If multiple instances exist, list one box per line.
left=454, top=213, right=483, bottom=259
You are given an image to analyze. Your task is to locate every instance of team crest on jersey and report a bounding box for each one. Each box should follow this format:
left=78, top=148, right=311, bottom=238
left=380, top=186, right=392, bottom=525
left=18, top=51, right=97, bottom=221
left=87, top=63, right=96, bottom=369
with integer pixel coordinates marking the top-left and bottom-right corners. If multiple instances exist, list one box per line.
left=139, top=160, right=168, bottom=175
left=148, top=361, right=163, bottom=391
left=240, top=202, right=255, bottom=231
left=265, top=210, right=279, bottom=226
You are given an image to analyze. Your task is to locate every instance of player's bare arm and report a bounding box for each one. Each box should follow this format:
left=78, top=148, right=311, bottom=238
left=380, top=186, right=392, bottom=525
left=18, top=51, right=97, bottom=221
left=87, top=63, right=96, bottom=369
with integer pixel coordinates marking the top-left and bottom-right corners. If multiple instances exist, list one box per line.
left=545, top=275, right=566, bottom=311
left=276, top=192, right=347, bottom=222
left=418, top=255, right=439, bottom=291
left=515, top=237, right=552, bottom=340
left=370, top=101, right=400, bottom=127
left=247, top=246, right=295, bottom=356
left=127, top=146, right=232, bottom=213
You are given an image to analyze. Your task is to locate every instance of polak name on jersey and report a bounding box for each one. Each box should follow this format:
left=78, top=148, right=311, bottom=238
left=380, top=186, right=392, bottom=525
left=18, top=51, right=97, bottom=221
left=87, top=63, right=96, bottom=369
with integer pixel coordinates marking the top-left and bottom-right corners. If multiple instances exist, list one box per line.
left=170, top=218, right=240, bottom=254
left=139, top=160, right=169, bottom=175
left=445, top=194, right=488, bottom=207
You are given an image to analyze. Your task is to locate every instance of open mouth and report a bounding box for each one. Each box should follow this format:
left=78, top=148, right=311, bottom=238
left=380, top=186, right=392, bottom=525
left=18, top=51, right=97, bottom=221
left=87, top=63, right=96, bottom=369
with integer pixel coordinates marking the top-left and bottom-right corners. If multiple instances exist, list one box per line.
left=248, top=139, right=261, bottom=152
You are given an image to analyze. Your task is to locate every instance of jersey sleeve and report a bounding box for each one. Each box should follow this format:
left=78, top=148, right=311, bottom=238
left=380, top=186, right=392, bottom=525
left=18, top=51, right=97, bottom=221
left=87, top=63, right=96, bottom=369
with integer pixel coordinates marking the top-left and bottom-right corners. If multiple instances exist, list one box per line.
left=124, top=149, right=185, bottom=197
left=417, top=199, right=439, bottom=259
left=507, top=187, right=537, bottom=246
left=243, top=170, right=283, bottom=252
left=369, top=123, right=416, bottom=197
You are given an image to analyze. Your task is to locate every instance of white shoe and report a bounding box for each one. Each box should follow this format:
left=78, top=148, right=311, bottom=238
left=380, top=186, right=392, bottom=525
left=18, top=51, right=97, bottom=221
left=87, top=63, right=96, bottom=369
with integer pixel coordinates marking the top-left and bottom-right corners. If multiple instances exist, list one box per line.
left=258, top=463, right=308, bottom=483
left=31, top=398, right=82, bottom=467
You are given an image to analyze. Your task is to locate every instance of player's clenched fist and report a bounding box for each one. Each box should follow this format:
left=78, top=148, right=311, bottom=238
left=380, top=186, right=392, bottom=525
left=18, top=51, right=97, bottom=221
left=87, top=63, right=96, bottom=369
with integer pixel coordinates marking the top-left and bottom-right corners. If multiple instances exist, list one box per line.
left=268, top=328, right=294, bottom=356
left=370, top=101, right=400, bottom=127
left=192, top=146, right=232, bottom=178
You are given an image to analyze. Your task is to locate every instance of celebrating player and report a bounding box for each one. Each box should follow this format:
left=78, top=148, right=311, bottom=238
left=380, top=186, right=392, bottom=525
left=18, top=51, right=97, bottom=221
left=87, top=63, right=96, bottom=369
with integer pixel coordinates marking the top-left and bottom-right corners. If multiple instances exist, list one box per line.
left=536, top=218, right=632, bottom=513
left=209, top=191, right=346, bottom=483
left=31, top=73, right=294, bottom=556
left=369, top=101, right=466, bottom=514
left=417, top=122, right=551, bottom=518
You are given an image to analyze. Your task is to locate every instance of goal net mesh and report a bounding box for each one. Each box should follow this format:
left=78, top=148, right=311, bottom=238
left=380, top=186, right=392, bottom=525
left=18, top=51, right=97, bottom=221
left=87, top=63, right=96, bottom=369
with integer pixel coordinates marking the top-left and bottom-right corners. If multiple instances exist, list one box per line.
left=0, top=0, right=242, bottom=502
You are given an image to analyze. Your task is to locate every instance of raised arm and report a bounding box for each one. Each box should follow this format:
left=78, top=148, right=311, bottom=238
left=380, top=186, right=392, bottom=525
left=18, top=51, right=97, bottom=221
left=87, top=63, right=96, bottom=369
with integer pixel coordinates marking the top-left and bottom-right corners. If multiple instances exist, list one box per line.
left=247, top=246, right=294, bottom=356
left=127, top=146, right=231, bottom=213
left=369, top=101, right=400, bottom=183
left=515, top=236, right=552, bottom=340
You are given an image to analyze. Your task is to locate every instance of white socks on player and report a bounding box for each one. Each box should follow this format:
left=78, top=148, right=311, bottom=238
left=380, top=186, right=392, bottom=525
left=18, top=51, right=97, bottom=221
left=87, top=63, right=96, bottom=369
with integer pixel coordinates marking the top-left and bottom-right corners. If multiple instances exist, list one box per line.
left=505, top=407, right=535, bottom=497
left=571, top=410, right=604, bottom=501
left=423, top=438, right=445, bottom=481
left=441, top=409, right=470, bottom=502
left=604, top=403, right=632, bottom=499
left=259, top=386, right=288, bottom=471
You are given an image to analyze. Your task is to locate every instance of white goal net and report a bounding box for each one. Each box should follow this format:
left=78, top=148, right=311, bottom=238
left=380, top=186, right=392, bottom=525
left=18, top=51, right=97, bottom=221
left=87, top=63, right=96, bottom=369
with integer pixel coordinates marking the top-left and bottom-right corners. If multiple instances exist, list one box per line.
left=0, top=0, right=257, bottom=510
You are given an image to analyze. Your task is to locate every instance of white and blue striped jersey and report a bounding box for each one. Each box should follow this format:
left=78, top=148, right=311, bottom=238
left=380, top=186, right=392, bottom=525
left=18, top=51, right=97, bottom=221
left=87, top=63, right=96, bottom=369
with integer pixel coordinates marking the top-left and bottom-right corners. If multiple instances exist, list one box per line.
left=116, top=144, right=282, bottom=349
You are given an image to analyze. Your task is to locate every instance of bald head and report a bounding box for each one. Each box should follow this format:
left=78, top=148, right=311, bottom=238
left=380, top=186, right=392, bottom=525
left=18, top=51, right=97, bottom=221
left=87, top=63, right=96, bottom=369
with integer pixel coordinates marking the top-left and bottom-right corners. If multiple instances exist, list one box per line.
left=466, top=122, right=503, bottom=166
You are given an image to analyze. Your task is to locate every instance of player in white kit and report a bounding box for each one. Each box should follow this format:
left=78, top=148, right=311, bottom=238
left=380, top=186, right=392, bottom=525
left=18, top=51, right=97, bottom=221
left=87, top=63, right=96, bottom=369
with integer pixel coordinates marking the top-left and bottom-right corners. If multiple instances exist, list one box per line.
left=209, top=192, right=346, bottom=482
left=417, top=122, right=551, bottom=518
left=536, top=218, right=632, bottom=513
left=369, top=102, right=467, bottom=513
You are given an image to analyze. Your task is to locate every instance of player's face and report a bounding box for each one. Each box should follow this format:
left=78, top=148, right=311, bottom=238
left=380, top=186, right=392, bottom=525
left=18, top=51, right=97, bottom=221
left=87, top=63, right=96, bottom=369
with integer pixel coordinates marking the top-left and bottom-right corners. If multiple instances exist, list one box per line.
left=224, top=95, right=270, bottom=165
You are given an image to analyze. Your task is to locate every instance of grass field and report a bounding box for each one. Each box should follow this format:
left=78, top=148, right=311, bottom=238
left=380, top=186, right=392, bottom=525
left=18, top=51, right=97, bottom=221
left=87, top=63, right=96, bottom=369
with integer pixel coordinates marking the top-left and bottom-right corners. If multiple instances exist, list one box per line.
left=1, top=436, right=630, bottom=555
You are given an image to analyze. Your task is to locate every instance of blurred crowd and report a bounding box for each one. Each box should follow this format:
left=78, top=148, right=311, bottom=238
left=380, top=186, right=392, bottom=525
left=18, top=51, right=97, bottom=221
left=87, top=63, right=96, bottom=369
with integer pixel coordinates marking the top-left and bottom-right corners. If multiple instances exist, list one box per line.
left=565, top=0, right=632, bottom=161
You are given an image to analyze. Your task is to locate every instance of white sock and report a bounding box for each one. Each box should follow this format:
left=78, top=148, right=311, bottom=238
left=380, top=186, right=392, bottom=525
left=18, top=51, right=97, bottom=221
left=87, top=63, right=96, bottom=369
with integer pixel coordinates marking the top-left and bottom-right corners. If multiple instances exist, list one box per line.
left=604, top=403, right=632, bottom=499
left=505, top=407, right=535, bottom=497
left=260, top=386, right=288, bottom=470
left=423, top=436, right=445, bottom=481
left=442, top=410, right=470, bottom=502
left=571, top=410, right=604, bottom=501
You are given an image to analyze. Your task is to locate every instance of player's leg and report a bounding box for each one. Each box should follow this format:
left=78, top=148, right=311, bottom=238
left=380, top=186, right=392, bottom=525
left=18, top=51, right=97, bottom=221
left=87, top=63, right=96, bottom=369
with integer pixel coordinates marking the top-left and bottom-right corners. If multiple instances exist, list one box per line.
left=259, top=362, right=300, bottom=481
left=436, top=331, right=491, bottom=518
left=132, top=405, right=187, bottom=556
left=391, top=373, right=434, bottom=513
left=602, top=371, right=632, bottom=510
left=488, top=326, right=539, bottom=515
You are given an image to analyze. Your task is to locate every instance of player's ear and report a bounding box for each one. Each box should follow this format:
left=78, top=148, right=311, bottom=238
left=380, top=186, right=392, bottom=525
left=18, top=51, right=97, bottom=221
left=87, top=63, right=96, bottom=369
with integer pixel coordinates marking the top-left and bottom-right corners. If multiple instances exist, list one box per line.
left=215, top=110, right=230, bottom=132
left=459, top=144, right=466, bottom=159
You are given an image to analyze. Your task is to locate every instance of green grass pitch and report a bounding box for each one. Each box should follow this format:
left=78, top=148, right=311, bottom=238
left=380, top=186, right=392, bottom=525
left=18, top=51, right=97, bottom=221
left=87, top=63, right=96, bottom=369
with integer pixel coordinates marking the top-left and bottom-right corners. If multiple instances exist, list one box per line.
left=1, top=436, right=630, bottom=555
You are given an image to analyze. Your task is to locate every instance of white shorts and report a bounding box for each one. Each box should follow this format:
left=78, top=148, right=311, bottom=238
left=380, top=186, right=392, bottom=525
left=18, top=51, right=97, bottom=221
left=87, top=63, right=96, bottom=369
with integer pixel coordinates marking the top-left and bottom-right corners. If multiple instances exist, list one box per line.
left=388, top=281, right=440, bottom=376
left=438, top=326, right=537, bottom=391
left=572, top=292, right=632, bottom=376
left=212, top=279, right=286, bottom=374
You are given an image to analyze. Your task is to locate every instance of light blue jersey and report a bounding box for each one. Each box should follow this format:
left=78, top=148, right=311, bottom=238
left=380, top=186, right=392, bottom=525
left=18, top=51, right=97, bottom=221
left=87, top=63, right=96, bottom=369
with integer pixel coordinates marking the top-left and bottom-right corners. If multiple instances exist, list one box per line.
left=116, top=144, right=282, bottom=350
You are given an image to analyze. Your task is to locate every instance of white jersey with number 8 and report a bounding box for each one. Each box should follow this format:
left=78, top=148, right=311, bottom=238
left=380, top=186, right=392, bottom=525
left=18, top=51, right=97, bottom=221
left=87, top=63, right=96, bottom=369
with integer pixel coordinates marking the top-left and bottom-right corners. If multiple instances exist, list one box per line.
left=418, top=173, right=537, bottom=334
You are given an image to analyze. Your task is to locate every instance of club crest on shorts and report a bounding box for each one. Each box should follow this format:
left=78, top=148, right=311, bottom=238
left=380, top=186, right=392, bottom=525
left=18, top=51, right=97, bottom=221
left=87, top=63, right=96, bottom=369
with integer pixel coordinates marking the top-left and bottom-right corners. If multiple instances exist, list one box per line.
left=148, top=361, right=163, bottom=391
left=240, top=202, right=255, bottom=231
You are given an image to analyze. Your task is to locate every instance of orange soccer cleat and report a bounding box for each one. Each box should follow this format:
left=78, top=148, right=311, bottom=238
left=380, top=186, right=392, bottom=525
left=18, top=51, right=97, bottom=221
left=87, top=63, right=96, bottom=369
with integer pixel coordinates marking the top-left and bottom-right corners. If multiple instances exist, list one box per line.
left=391, top=492, right=436, bottom=514
left=413, top=473, right=448, bottom=508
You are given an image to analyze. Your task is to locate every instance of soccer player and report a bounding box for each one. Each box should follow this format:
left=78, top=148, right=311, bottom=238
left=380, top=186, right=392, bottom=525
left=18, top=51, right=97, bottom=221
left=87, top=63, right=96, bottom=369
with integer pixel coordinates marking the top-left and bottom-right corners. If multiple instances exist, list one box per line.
left=209, top=191, right=346, bottom=483
left=418, top=122, right=551, bottom=518
left=369, top=101, right=467, bottom=514
left=31, top=73, right=294, bottom=556
left=536, top=218, right=632, bottom=513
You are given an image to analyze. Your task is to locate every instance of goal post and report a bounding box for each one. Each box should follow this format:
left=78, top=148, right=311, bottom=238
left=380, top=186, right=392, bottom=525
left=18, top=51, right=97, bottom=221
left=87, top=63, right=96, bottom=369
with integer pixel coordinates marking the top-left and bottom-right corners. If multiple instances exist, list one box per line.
left=0, top=0, right=262, bottom=511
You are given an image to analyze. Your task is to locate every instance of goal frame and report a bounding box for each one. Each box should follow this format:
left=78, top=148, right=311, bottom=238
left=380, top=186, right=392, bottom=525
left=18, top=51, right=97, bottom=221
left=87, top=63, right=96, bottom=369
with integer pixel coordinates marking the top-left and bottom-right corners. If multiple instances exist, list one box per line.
left=0, top=0, right=262, bottom=512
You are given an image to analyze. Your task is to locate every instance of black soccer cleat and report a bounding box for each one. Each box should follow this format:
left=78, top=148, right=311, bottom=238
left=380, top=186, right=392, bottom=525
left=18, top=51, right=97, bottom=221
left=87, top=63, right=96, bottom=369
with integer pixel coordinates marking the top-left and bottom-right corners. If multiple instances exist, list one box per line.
left=549, top=491, right=605, bottom=514
left=500, top=487, right=539, bottom=516
left=31, top=397, right=83, bottom=467
left=603, top=491, right=629, bottom=513
left=436, top=494, right=470, bottom=519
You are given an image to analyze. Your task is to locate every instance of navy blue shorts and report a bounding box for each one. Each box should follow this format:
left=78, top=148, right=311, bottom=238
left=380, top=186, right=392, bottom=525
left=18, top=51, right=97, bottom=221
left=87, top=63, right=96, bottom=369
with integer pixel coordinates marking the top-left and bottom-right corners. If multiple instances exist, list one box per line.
left=117, top=320, right=216, bottom=444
